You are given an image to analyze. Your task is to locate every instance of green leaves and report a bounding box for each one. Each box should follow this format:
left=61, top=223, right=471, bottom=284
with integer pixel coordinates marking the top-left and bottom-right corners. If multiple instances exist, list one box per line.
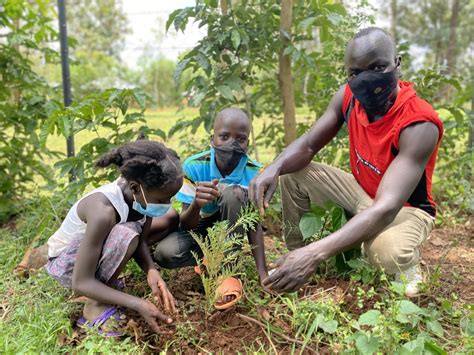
left=231, top=29, right=241, bottom=49
left=299, top=202, right=346, bottom=241
left=217, top=85, right=234, bottom=100
left=355, top=333, right=381, bottom=354
left=358, top=310, right=382, bottom=326
left=299, top=212, right=322, bottom=240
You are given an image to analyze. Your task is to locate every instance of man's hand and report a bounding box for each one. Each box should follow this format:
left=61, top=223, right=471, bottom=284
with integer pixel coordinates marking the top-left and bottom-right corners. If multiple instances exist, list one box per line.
left=249, top=168, right=279, bottom=215
left=262, top=245, right=324, bottom=293
left=146, top=268, right=176, bottom=313
left=137, top=299, right=172, bottom=333
left=193, top=179, right=220, bottom=208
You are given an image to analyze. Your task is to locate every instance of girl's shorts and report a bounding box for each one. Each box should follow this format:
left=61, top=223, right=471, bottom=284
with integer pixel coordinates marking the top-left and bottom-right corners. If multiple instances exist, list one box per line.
left=46, top=222, right=142, bottom=288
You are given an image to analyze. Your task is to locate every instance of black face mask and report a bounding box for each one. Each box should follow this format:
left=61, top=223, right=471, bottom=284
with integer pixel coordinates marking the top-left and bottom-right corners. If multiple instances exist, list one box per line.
left=348, top=68, right=398, bottom=115
left=211, top=140, right=247, bottom=174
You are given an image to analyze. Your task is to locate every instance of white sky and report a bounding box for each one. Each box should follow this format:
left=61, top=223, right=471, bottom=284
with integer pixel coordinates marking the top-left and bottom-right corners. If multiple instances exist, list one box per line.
left=121, top=0, right=206, bottom=67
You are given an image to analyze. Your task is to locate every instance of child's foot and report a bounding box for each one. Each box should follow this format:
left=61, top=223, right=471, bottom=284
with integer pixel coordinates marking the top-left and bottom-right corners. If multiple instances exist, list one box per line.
left=80, top=299, right=127, bottom=336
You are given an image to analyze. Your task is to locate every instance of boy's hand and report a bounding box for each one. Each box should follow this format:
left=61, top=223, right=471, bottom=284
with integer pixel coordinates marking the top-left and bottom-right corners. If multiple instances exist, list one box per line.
left=193, top=179, right=220, bottom=208
left=146, top=269, right=176, bottom=313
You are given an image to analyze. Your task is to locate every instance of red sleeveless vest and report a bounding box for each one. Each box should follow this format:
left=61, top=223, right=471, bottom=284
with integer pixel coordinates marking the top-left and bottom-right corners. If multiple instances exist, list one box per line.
left=342, top=81, right=443, bottom=216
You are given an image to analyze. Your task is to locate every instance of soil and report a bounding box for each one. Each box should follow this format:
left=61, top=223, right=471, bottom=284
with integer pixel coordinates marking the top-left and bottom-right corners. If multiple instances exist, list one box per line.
left=14, top=219, right=473, bottom=353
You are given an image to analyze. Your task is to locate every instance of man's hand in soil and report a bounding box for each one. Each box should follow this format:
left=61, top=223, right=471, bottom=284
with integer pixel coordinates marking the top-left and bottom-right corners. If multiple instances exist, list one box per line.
left=249, top=167, right=279, bottom=215
left=137, top=299, right=172, bottom=333
left=193, top=179, right=220, bottom=208
left=146, top=268, right=176, bottom=313
left=262, top=245, right=324, bottom=293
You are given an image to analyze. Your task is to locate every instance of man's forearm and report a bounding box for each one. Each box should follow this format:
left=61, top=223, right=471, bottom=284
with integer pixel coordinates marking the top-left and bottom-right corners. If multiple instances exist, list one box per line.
left=309, top=203, right=397, bottom=260
left=248, top=224, right=267, bottom=278
left=179, top=202, right=201, bottom=231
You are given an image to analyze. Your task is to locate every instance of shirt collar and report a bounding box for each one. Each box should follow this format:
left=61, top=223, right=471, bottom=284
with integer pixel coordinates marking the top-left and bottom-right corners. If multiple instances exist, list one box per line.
left=210, top=146, right=249, bottom=183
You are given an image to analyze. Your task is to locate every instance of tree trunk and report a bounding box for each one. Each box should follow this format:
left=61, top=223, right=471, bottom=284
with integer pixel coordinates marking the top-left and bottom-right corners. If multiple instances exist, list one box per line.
left=220, top=0, right=228, bottom=15
left=390, top=0, right=398, bottom=44
left=446, top=0, right=459, bottom=74
left=279, top=0, right=297, bottom=146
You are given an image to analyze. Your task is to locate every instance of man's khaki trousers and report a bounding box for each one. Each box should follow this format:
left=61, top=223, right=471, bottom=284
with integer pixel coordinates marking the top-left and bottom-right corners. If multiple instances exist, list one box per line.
left=280, top=163, right=434, bottom=274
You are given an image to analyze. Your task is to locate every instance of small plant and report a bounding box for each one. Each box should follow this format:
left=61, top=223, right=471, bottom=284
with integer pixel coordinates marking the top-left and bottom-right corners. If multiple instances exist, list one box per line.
left=298, top=201, right=347, bottom=243
left=190, top=205, right=261, bottom=312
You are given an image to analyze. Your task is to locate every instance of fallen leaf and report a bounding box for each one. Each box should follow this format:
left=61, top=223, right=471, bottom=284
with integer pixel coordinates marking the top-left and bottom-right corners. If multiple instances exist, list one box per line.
left=257, top=307, right=271, bottom=321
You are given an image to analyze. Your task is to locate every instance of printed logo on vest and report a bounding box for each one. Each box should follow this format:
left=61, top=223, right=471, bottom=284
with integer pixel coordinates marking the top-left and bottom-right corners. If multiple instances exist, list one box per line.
left=355, top=148, right=381, bottom=175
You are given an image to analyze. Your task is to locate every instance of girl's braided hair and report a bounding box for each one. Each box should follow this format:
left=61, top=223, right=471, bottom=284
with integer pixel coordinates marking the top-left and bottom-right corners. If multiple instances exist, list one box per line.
left=95, top=140, right=182, bottom=189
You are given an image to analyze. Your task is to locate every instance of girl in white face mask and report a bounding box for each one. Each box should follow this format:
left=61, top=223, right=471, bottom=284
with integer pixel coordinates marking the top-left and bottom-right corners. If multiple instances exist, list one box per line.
left=46, top=139, right=184, bottom=337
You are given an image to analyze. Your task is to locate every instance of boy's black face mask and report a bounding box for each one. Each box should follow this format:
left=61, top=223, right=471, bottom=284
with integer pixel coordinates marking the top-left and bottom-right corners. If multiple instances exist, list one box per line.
left=211, top=140, right=247, bottom=174
left=348, top=68, right=398, bottom=114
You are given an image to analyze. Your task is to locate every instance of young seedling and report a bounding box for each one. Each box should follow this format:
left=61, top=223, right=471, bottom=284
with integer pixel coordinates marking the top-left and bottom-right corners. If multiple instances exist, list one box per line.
left=190, top=205, right=261, bottom=313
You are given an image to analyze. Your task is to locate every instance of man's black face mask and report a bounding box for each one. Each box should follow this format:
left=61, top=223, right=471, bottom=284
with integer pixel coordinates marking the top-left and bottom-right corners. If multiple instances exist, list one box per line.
left=348, top=68, right=398, bottom=114
left=211, top=139, right=247, bottom=174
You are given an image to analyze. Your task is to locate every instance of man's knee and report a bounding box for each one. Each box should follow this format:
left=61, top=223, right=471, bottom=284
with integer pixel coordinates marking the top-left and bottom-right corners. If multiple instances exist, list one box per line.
left=364, top=240, right=419, bottom=274
left=280, top=163, right=325, bottom=189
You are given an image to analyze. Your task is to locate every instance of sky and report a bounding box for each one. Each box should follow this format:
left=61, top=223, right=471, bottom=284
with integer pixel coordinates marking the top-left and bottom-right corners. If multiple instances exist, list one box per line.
left=121, top=0, right=206, bottom=68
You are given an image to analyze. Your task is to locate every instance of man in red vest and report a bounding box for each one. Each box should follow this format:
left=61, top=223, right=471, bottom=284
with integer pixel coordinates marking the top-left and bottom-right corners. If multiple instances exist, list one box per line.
left=250, top=27, right=443, bottom=297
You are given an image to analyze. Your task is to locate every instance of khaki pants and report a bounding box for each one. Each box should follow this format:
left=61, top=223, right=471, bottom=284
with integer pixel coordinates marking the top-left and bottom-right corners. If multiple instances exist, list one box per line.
left=280, top=163, right=434, bottom=274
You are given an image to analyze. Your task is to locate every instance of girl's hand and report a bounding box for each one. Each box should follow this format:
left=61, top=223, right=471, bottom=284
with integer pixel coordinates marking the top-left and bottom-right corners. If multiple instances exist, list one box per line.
left=137, top=299, right=172, bottom=333
left=146, top=268, right=176, bottom=313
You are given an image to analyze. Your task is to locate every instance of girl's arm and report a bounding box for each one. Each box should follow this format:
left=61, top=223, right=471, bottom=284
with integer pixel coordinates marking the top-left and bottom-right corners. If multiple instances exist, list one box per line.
left=134, top=216, right=176, bottom=313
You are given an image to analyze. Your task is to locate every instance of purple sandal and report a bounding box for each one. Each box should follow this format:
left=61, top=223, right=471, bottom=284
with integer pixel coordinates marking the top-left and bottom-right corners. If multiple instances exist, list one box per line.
left=77, top=307, right=126, bottom=337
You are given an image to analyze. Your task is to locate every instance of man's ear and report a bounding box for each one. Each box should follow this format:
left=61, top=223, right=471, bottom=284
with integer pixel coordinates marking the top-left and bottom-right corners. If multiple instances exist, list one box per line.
left=395, top=55, right=402, bottom=69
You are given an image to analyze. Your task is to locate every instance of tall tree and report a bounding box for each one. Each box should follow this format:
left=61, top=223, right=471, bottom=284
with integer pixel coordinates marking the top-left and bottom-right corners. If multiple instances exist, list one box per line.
left=446, top=0, right=460, bottom=74
left=279, top=0, right=297, bottom=145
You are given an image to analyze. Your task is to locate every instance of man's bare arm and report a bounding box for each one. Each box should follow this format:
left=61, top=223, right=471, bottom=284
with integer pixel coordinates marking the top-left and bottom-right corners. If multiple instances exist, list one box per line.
left=249, top=85, right=346, bottom=214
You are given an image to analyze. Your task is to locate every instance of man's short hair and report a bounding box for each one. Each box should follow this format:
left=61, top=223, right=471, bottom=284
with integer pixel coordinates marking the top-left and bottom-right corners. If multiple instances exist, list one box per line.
left=352, top=27, right=396, bottom=54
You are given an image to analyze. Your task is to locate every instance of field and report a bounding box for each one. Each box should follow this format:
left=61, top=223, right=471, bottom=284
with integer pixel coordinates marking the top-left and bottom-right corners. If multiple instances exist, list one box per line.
left=0, top=108, right=472, bottom=353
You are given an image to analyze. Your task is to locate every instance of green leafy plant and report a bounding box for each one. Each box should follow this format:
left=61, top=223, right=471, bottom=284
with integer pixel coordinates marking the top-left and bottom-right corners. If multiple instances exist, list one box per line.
left=190, top=205, right=261, bottom=312
left=42, top=88, right=166, bottom=199
left=0, top=0, right=61, bottom=222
